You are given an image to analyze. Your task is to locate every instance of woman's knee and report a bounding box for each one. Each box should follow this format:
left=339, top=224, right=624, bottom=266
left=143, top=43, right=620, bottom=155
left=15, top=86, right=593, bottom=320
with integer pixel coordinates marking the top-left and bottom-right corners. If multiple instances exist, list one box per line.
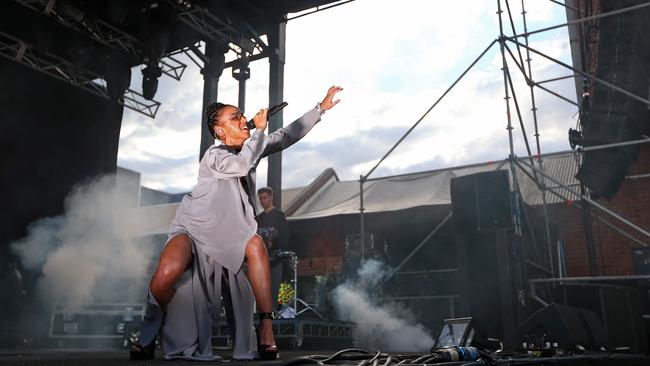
left=150, top=261, right=184, bottom=293
left=246, top=235, right=267, bottom=258
left=151, top=234, right=192, bottom=291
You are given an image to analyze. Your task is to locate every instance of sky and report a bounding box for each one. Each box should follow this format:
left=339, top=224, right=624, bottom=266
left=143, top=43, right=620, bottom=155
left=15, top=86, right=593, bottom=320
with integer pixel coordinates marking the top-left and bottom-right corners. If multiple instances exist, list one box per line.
left=117, top=0, right=578, bottom=194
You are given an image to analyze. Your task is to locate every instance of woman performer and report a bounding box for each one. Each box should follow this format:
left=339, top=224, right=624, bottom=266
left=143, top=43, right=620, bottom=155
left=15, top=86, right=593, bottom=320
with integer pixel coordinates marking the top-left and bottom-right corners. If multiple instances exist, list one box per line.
left=130, top=86, right=343, bottom=361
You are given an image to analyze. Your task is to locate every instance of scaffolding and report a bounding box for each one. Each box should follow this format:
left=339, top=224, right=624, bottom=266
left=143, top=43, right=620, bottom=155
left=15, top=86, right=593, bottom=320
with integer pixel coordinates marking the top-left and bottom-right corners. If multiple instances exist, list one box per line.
left=359, top=0, right=650, bottom=303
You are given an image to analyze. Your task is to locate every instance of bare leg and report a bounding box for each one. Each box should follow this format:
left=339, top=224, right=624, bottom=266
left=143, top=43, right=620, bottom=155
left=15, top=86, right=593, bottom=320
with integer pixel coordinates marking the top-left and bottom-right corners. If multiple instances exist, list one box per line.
left=131, top=234, right=193, bottom=356
left=245, top=235, right=275, bottom=348
left=149, top=234, right=193, bottom=307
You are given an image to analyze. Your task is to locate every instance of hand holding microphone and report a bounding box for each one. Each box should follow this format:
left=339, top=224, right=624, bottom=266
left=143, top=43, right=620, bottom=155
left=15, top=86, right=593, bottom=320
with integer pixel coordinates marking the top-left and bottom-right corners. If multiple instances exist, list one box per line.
left=246, top=102, right=289, bottom=130
left=252, top=108, right=268, bottom=130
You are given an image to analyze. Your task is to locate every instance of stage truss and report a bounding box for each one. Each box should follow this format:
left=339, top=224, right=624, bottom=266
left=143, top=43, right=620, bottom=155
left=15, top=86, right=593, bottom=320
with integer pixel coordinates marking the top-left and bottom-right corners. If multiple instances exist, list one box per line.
left=358, top=0, right=650, bottom=299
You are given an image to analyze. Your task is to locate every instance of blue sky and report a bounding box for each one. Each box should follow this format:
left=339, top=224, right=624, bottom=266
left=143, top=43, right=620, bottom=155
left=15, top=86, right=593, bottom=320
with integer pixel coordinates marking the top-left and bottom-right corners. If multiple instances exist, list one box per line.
left=117, top=0, right=577, bottom=194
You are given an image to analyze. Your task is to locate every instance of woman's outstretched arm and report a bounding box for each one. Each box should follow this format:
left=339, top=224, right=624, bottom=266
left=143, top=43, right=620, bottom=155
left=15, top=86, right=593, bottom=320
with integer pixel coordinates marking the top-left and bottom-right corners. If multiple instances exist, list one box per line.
left=262, top=85, right=343, bottom=157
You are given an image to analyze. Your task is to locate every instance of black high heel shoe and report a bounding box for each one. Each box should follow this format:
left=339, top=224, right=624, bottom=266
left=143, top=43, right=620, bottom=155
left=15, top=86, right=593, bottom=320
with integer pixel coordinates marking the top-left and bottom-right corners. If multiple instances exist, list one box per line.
left=130, top=340, right=155, bottom=360
left=256, top=312, right=279, bottom=360
left=130, top=295, right=162, bottom=361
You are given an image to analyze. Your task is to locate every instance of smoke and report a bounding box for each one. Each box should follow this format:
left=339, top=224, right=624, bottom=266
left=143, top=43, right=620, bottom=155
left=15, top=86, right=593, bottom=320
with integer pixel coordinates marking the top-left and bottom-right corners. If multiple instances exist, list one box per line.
left=332, top=259, right=434, bottom=352
left=10, top=175, right=154, bottom=304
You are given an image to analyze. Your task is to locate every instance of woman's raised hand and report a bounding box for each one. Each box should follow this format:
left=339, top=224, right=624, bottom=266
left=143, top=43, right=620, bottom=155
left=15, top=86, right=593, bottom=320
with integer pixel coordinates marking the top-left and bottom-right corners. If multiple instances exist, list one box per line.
left=319, top=85, right=343, bottom=111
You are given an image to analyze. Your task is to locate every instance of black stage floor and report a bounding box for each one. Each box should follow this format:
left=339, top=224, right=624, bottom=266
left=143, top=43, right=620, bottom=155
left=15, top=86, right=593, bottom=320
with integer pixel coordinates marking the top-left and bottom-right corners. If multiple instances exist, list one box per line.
left=0, top=349, right=325, bottom=366
left=2, top=349, right=650, bottom=366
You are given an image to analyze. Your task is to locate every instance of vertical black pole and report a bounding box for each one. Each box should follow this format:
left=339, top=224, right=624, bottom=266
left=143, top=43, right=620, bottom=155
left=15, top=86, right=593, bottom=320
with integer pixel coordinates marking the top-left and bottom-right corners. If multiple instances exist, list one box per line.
left=580, top=184, right=598, bottom=275
left=495, top=229, right=516, bottom=337
left=233, top=61, right=250, bottom=114
left=200, top=41, right=227, bottom=160
left=455, top=232, right=471, bottom=318
left=359, top=176, right=365, bottom=260
left=267, top=17, right=286, bottom=208
left=238, top=78, right=247, bottom=114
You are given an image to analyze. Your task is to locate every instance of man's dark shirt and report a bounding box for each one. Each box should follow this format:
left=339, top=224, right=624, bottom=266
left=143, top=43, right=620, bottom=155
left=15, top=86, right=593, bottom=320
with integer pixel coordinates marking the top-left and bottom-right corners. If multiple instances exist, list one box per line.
left=256, top=208, right=289, bottom=251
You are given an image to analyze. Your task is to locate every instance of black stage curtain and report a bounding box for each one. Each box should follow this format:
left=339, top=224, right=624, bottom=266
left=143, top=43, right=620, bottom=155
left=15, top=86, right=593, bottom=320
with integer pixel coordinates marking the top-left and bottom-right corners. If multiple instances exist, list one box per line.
left=0, top=58, right=124, bottom=266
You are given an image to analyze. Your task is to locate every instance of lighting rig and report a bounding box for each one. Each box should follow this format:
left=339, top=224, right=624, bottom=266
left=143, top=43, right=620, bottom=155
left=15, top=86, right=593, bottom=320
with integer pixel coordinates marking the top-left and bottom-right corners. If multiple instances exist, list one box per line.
left=5, top=0, right=269, bottom=118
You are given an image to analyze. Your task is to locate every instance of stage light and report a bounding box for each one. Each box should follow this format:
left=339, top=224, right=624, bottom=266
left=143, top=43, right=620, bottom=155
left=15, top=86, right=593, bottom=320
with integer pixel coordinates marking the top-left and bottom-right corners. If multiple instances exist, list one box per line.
left=139, top=1, right=171, bottom=101
left=433, top=317, right=476, bottom=348
left=431, top=317, right=494, bottom=351
left=569, top=92, right=588, bottom=150
left=568, top=128, right=583, bottom=149
left=232, top=63, right=250, bottom=82
left=143, top=2, right=172, bottom=63
left=237, top=36, right=256, bottom=55
left=142, top=64, right=162, bottom=100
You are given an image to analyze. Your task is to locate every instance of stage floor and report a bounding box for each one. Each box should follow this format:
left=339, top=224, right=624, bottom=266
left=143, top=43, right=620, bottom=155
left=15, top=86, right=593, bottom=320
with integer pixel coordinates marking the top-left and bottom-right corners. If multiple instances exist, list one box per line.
left=0, top=348, right=329, bottom=366
left=2, top=348, right=650, bottom=366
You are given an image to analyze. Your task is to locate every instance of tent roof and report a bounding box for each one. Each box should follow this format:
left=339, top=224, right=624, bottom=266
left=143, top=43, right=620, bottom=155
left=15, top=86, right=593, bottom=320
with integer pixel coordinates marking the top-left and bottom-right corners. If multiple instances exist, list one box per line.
left=288, top=153, right=581, bottom=221
left=115, top=152, right=581, bottom=236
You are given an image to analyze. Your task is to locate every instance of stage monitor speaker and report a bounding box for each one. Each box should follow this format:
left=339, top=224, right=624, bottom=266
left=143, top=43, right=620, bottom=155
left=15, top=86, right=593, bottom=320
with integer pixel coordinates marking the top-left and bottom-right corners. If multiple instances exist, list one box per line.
left=505, top=303, right=607, bottom=351
left=450, top=170, right=512, bottom=232
left=575, top=1, right=650, bottom=199
left=552, top=283, right=648, bottom=353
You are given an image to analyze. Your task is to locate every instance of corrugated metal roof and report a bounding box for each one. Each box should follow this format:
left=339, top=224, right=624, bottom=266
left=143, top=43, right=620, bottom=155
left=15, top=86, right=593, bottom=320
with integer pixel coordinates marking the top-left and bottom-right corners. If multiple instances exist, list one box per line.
left=512, top=153, right=582, bottom=205
left=289, top=152, right=583, bottom=221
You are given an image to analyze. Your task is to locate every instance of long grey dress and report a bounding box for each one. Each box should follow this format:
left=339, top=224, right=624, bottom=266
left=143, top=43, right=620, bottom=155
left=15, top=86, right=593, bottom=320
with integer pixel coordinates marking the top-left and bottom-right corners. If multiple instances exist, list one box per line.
left=138, top=106, right=322, bottom=361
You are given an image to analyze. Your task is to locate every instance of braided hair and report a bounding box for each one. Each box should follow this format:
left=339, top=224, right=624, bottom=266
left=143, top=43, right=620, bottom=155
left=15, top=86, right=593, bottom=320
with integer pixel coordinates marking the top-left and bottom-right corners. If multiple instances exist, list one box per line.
left=205, top=102, right=227, bottom=139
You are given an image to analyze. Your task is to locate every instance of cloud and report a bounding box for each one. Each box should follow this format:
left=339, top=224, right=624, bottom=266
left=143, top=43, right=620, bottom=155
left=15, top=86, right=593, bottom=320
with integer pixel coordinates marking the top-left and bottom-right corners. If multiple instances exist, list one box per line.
left=277, top=37, right=576, bottom=185
left=117, top=0, right=575, bottom=194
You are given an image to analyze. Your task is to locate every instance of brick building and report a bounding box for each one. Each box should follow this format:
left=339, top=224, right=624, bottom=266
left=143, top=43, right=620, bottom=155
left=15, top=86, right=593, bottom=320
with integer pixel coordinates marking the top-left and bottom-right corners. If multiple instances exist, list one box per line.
left=551, top=146, right=650, bottom=276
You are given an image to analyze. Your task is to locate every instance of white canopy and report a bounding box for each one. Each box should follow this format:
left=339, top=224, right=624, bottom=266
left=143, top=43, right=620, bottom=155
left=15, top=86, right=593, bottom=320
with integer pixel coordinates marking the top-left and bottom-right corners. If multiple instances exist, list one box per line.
left=115, top=153, right=581, bottom=236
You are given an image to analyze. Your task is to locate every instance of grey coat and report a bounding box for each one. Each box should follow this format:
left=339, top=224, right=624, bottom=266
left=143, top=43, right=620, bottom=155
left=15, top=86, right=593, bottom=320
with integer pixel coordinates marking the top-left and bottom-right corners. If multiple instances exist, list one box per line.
left=139, top=106, right=322, bottom=361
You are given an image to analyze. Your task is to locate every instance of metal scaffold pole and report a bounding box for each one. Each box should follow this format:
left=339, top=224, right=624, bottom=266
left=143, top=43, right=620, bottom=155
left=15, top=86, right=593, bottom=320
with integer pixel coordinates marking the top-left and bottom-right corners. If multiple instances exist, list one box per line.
left=516, top=157, right=650, bottom=242
left=357, top=0, right=650, bottom=293
left=497, top=0, right=536, bottom=312
left=497, top=0, right=524, bottom=238
left=359, top=175, right=365, bottom=260
left=520, top=0, right=555, bottom=276
left=358, top=39, right=497, bottom=251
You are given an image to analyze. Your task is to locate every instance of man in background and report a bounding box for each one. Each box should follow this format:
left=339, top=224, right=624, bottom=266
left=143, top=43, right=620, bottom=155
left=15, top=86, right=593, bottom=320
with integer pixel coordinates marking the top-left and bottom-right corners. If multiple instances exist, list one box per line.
left=256, top=187, right=290, bottom=311
left=256, top=187, right=289, bottom=252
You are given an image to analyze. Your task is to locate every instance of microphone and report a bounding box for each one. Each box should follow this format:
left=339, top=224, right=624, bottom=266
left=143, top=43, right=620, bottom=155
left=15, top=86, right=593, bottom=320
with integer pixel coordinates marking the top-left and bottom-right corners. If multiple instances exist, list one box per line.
left=246, top=102, right=288, bottom=130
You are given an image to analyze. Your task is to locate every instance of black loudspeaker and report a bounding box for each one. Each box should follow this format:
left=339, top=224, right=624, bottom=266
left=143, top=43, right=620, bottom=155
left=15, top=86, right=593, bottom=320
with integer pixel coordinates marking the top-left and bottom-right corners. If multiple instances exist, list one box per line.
left=576, top=0, right=650, bottom=199
left=505, top=303, right=608, bottom=351
left=552, top=283, right=648, bottom=353
left=455, top=230, right=520, bottom=340
left=450, top=170, right=512, bottom=232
